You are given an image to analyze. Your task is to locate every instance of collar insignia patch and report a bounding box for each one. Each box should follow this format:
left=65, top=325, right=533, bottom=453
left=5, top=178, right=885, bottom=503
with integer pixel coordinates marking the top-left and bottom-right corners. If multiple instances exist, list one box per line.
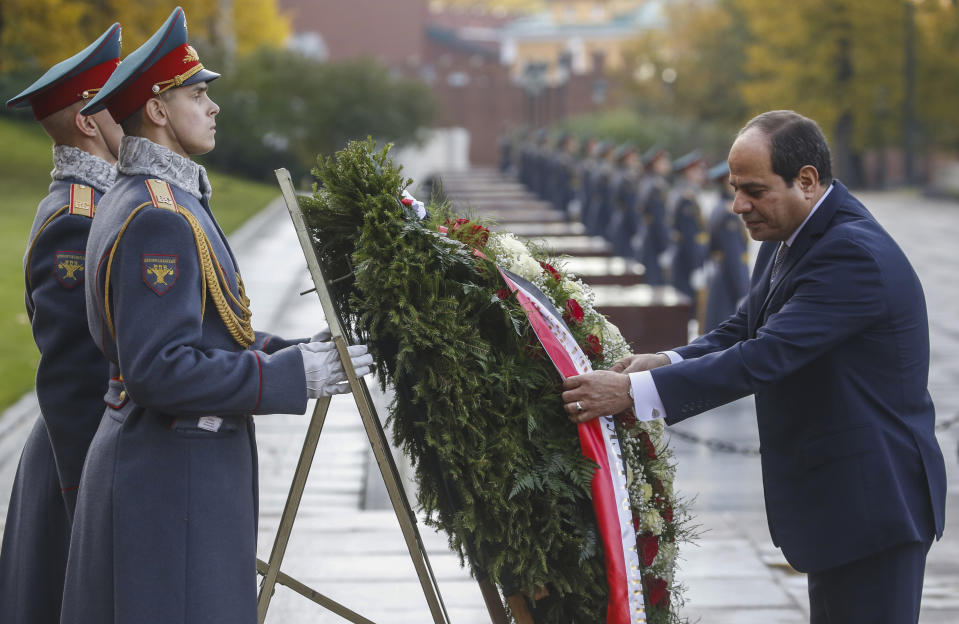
left=143, top=254, right=177, bottom=295
left=69, top=184, right=95, bottom=217
left=55, top=250, right=85, bottom=288
left=145, top=179, right=177, bottom=211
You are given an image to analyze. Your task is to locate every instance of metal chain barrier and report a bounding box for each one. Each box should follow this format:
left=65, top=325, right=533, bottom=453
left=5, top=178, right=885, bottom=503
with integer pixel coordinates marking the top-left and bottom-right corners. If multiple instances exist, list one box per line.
left=668, top=411, right=959, bottom=457
left=668, top=429, right=761, bottom=457
left=935, top=411, right=959, bottom=431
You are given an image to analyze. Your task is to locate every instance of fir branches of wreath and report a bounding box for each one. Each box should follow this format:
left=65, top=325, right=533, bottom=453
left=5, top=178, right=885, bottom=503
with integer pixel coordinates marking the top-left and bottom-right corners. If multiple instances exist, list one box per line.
left=300, top=138, right=691, bottom=623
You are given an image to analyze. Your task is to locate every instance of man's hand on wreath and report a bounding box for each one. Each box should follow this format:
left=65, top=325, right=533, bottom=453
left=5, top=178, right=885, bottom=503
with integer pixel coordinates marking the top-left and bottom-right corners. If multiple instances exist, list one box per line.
left=562, top=371, right=632, bottom=424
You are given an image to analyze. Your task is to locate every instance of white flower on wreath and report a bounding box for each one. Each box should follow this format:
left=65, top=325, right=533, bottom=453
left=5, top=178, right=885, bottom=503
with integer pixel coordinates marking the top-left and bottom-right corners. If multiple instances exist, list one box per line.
left=638, top=482, right=654, bottom=505
left=493, top=233, right=528, bottom=258
left=512, top=255, right=543, bottom=283
left=566, top=279, right=586, bottom=302
left=656, top=542, right=677, bottom=574
left=641, top=509, right=664, bottom=536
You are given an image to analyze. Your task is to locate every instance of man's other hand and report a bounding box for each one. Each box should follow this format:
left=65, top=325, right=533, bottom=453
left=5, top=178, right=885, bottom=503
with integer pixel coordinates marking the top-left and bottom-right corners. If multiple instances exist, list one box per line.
left=609, top=353, right=671, bottom=374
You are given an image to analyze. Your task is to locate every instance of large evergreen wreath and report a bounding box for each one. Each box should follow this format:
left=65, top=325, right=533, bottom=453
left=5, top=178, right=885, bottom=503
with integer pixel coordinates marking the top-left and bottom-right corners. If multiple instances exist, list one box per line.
left=300, top=139, right=690, bottom=623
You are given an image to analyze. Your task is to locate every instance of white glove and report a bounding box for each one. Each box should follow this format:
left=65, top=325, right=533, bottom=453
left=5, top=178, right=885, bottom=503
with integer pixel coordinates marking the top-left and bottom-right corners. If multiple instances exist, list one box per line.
left=311, top=324, right=332, bottom=342
left=297, top=341, right=374, bottom=398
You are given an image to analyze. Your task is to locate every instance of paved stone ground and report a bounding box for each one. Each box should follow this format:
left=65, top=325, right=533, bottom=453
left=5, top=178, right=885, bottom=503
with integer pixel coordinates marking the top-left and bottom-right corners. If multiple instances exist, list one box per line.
left=0, top=187, right=957, bottom=622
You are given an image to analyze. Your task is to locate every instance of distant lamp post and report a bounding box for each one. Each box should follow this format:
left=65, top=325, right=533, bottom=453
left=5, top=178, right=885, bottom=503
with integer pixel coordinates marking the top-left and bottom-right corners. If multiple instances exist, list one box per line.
left=520, top=61, right=548, bottom=126
left=557, top=51, right=572, bottom=121
left=873, top=86, right=890, bottom=188
left=634, top=61, right=656, bottom=84
left=591, top=77, right=608, bottom=106
left=661, top=67, right=677, bottom=104
left=903, top=0, right=919, bottom=185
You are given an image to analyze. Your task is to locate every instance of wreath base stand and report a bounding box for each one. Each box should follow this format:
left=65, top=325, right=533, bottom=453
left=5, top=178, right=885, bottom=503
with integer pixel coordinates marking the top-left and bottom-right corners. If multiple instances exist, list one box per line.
left=254, top=168, right=458, bottom=624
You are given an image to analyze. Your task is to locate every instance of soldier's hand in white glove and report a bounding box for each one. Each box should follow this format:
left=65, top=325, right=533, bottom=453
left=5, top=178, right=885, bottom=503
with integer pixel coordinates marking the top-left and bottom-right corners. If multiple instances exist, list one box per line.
left=310, top=324, right=332, bottom=343
left=297, top=341, right=374, bottom=398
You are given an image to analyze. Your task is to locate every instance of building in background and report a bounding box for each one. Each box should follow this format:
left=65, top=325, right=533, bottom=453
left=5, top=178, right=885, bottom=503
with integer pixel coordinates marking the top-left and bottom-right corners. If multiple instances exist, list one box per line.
left=280, top=0, right=666, bottom=164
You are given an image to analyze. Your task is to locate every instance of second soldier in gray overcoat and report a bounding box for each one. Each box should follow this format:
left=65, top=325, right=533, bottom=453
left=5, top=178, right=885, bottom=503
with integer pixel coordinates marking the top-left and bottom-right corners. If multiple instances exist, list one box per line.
left=0, top=24, right=122, bottom=624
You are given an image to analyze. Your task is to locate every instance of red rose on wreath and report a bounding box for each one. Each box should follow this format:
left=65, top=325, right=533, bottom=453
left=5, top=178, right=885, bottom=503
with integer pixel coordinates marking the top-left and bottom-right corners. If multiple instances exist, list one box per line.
left=445, top=218, right=490, bottom=250
left=662, top=503, right=674, bottom=523
left=564, top=299, right=585, bottom=325
left=470, top=224, right=490, bottom=249
left=446, top=217, right=470, bottom=233
left=495, top=289, right=510, bottom=300
left=540, top=261, right=562, bottom=281
left=639, top=430, right=657, bottom=459
left=616, top=409, right=637, bottom=430
left=584, top=334, right=603, bottom=359
left=647, top=577, right=670, bottom=608
left=632, top=515, right=641, bottom=532
left=636, top=531, right=659, bottom=567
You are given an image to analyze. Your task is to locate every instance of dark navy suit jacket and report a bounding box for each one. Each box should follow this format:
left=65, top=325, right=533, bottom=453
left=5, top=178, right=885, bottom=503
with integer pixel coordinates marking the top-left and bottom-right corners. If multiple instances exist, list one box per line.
left=651, top=181, right=946, bottom=573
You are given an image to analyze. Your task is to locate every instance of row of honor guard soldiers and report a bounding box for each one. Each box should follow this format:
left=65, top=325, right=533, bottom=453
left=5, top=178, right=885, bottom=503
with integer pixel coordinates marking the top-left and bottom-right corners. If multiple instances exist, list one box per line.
left=0, top=7, right=373, bottom=624
left=506, top=130, right=750, bottom=334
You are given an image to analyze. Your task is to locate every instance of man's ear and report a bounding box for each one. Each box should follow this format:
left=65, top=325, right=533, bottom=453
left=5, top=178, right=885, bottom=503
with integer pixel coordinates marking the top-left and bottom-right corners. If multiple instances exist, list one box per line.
left=74, top=109, right=99, bottom=138
left=796, top=165, right=820, bottom=198
left=143, top=97, right=168, bottom=127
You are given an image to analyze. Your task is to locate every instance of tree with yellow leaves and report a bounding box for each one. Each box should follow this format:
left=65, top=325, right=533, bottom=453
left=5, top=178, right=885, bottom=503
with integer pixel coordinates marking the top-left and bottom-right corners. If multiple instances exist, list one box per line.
left=1, top=0, right=290, bottom=73
left=734, top=0, right=909, bottom=185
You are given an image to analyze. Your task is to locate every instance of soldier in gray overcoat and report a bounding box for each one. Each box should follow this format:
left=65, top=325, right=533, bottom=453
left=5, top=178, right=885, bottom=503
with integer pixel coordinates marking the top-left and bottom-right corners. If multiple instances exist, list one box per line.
left=584, top=141, right=615, bottom=236
left=59, top=8, right=372, bottom=623
left=666, top=151, right=709, bottom=311
left=636, top=146, right=672, bottom=285
left=0, top=25, right=123, bottom=624
left=703, top=162, right=750, bottom=332
left=606, top=144, right=642, bottom=257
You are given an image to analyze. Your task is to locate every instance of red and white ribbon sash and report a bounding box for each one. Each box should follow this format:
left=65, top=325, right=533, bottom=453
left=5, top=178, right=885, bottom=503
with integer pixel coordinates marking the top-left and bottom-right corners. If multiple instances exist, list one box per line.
left=496, top=267, right=646, bottom=624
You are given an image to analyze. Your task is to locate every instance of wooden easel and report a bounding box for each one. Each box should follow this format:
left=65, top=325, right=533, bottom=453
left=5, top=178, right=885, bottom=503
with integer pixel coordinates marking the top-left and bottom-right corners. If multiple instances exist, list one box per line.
left=254, top=168, right=452, bottom=623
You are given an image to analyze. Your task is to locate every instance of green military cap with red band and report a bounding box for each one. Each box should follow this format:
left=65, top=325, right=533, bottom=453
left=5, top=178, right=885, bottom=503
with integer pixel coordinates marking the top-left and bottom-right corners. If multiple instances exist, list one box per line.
left=6, top=23, right=121, bottom=120
left=81, top=7, right=219, bottom=123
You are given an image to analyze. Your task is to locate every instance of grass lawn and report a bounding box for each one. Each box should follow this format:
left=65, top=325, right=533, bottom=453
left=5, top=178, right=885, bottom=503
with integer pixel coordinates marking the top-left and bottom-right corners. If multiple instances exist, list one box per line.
left=0, top=116, right=280, bottom=410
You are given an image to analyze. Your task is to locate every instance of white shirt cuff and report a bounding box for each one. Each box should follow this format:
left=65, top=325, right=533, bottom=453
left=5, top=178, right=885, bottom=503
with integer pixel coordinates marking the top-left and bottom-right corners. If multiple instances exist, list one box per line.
left=628, top=371, right=667, bottom=422
left=659, top=350, right=683, bottom=364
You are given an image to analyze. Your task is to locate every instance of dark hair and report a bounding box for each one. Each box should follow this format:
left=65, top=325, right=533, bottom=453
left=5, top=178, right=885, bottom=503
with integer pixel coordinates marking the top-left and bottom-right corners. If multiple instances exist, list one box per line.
left=739, top=110, right=833, bottom=187
left=118, top=91, right=172, bottom=136
left=119, top=108, right=144, bottom=136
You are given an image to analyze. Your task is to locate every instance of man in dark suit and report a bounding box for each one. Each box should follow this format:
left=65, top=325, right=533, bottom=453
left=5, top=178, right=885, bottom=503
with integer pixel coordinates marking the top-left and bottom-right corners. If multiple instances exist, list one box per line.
left=561, top=110, right=946, bottom=623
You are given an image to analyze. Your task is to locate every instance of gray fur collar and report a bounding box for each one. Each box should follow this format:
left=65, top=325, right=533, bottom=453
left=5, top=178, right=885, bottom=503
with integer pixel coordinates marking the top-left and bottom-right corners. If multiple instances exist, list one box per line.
left=51, top=145, right=116, bottom=193
left=117, top=136, right=211, bottom=202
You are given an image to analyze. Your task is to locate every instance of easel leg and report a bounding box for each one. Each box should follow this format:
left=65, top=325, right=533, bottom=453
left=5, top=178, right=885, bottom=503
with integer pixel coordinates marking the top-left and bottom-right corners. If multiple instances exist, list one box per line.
left=255, top=559, right=375, bottom=624
left=272, top=167, right=451, bottom=623
left=477, top=577, right=509, bottom=624
left=257, top=396, right=331, bottom=622
left=507, top=593, right=535, bottom=624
